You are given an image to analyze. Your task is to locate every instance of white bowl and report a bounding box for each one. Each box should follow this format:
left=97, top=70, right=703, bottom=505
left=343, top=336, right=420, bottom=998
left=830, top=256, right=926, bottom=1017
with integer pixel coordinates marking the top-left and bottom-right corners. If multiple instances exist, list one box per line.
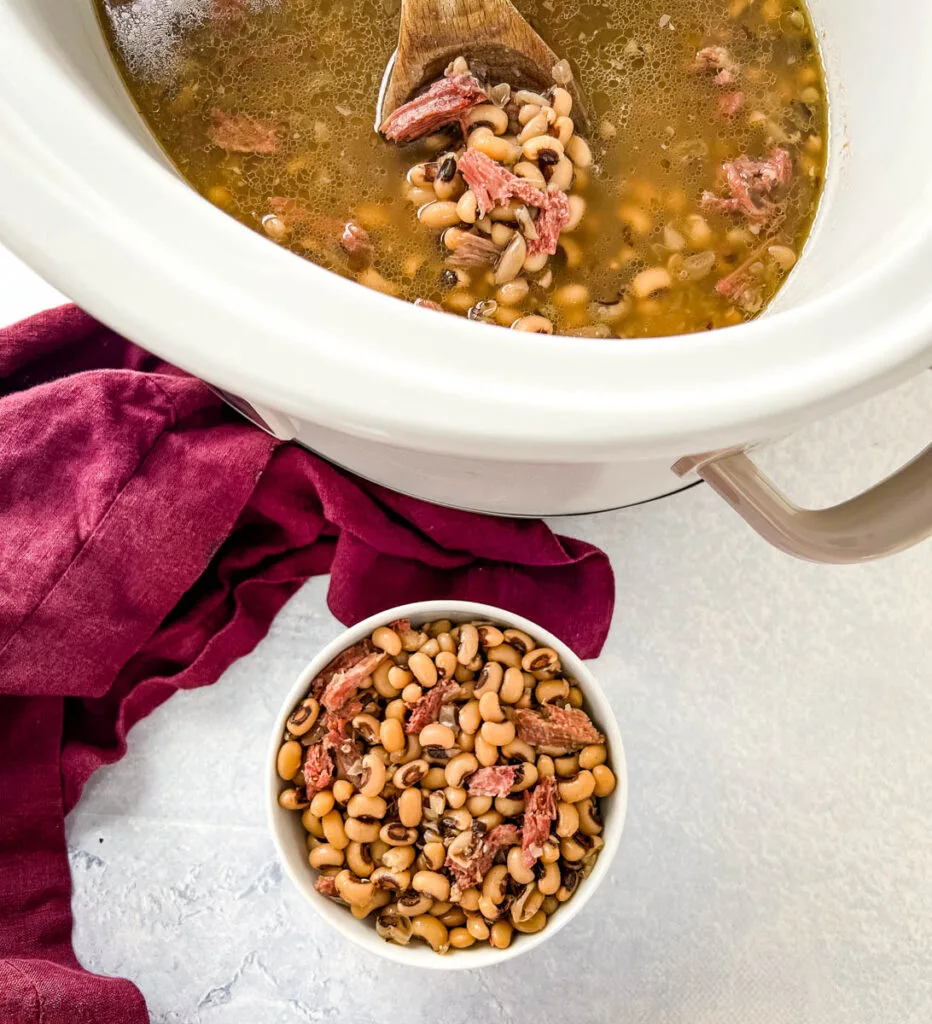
left=266, top=600, right=627, bottom=969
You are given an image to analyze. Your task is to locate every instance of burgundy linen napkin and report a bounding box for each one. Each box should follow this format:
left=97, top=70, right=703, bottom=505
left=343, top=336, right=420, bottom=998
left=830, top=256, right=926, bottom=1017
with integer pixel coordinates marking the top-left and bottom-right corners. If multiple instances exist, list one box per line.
left=0, top=305, right=614, bottom=1023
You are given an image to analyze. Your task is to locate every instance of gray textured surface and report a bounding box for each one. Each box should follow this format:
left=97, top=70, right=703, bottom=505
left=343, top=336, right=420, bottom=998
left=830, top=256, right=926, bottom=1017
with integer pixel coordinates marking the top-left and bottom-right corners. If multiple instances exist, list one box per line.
left=62, top=371, right=932, bottom=1023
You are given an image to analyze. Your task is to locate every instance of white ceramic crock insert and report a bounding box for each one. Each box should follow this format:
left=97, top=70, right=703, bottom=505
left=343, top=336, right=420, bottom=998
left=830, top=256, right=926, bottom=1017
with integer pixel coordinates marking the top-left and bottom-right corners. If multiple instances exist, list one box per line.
left=0, top=0, right=929, bottom=554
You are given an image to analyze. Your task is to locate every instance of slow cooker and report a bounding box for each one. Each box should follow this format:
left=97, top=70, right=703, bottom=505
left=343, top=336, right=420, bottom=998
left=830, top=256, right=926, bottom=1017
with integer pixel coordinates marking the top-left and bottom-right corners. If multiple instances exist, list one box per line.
left=0, top=0, right=929, bottom=561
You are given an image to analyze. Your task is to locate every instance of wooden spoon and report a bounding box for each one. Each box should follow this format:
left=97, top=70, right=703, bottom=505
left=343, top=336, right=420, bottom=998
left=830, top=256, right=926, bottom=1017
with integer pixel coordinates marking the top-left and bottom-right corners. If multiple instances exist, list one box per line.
left=377, top=0, right=587, bottom=130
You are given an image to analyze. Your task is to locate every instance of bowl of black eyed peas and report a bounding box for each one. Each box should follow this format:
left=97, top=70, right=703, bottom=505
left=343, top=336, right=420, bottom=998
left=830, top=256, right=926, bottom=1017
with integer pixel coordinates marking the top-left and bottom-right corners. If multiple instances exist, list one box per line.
left=267, top=601, right=627, bottom=968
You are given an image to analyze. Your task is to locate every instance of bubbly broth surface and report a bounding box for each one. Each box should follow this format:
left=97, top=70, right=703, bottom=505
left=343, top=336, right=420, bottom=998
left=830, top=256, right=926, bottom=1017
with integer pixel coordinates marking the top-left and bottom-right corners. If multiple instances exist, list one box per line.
left=100, top=0, right=827, bottom=337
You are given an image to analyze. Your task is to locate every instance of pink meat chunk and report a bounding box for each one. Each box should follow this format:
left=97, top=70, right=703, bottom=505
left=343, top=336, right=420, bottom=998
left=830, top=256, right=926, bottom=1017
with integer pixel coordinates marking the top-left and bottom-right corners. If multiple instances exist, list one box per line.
left=405, top=680, right=456, bottom=735
left=414, top=298, right=445, bottom=312
left=331, top=730, right=366, bottom=786
left=458, top=149, right=546, bottom=218
left=310, top=639, right=378, bottom=698
left=693, top=45, right=739, bottom=83
left=207, top=109, right=277, bottom=154
left=319, top=651, right=387, bottom=711
left=527, top=188, right=571, bottom=256
left=521, top=775, right=558, bottom=867
left=340, top=221, right=373, bottom=266
left=380, top=74, right=487, bottom=144
left=388, top=618, right=412, bottom=632
left=701, top=148, right=793, bottom=223
left=467, top=765, right=520, bottom=797
left=303, top=743, right=334, bottom=797
left=512, top=704, right=604, bottom=749
left=314, top=875, right=339, bottom=897
left=718, top=92, right=745, bottom=118
left=323, top=697, right=363, bottom=735
left=445, top=823, right=521, bottom=894
left=444, top=232, right=501, bottom=268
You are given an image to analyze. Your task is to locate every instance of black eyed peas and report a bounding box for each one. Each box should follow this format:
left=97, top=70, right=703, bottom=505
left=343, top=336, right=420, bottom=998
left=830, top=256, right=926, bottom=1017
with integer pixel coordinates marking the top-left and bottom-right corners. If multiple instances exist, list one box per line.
left=278, top=615, right=615, bottom=954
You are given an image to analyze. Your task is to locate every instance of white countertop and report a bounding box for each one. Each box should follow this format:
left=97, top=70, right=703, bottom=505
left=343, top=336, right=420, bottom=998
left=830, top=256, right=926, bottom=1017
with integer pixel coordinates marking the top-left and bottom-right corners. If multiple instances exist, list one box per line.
left=4, top=246, right=929, bottom=1023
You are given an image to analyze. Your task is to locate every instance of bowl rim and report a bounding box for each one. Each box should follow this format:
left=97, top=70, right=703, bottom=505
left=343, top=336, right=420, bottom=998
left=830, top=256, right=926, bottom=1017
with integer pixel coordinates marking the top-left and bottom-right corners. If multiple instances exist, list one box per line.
left=266, top=599, right=628, bottom=970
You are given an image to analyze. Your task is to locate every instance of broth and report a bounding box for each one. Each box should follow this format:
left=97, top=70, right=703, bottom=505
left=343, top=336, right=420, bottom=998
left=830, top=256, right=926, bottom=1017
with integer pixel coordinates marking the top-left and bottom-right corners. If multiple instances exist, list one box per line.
left=99, top=0, right=827, bottom=337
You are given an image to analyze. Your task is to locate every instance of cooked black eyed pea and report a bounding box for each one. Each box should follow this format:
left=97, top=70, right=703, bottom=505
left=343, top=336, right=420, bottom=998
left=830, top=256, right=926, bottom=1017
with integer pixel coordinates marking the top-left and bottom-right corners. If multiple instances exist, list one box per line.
left=427, top=790, right=447, bottom=818
left=495, top=794, right=526, bottom=817
left=418, top=637, right=441, bottom=659
left=286, top=698, right=320, bottom=736
left=370, top=838, right=391, bottom=863
left=309, top=790, right=335, bottom=818
left=376, top=907, right=413, bottom=945
left=454, top=663, right=475, bottom=684
left=347, top=793, right=387, bottom=819
left=350, top=891, right=391, bottom=920
left=477, top=894, right=503, bottom=921
left=384, top=698, right=407, bottom=722
left=322, top=809, right=349, bottom=849
left=511, top=882, right=544, bottom=923
left=371, top=865, right=412, bottom=891
left=459, top=731, right=476, bottom=753
left=380, top=717, right=405, bottom=753
left=372, top=660, right=397, bottom=699
left=410, top=914, right=449, bottom=953
left=421, top=841, right=447, bottom=872
left=541, top=895, right=560, bottom=915
left=457, top=887, right=481, bottom=912
left=474, top=661, right=504, bottom=697
left=398, top=787, right=423, bottom=828
left=537, top=859, right=561, bottom=895
left=537, top=678, right=571, bottom=704
left=436, top=632, right=456, bottom=654
left=345, top=816, right=382, bottom=843
left=576, top=797, right=602, bottom=836
left=474, top=734, right=498, bottom=767
left=408, top=651, right=438, bottom=688
left=480, top=720, right=516, bottom=746
left=422, top=767, right=448, bottom=790
left=466, top=794, right=493, bottom=815
left=382, top=844, right=416, bottom=871
left=556, top=866, right=580, bottom=902
left=558, top=770, right=596, bottom=803
left=502, top=628, right=534, bottom=654
left=521, top=647, right=560, bottom=673
left=413, top=869, right=451, bottom=902
left=466, top=912, right=490, bottom=940
left=395, top=890, right=434, bottom=916
left=478, top=690, right=505, bottom=723
left=486, top=643, right=522, bottom=668
left=358, top=753, right=387, bottom=798
left=351, top=713, right=381, bottom=745
left=336, top=870, right=377, bottom=907
left=515, top=691, right=533, bottom=709
left=331, top=778, right=354, bottom=802
left=400, top=628, right=428, bottom=652
left=346, top=841, right=374, bottom=877
left=579, top=743, right=608, bottom=770
left=476, top=625, right=505, bottom=648
left=567, top=687, right=585, bottom=708
left=401, top=682, right=423, bottom=703
left=560, top=835, right=589, bottom=863
left=458, top=700, right=481, bottom=735
left=449, top=926, right=476, bottom=948
left=372, top=625, right=403, bottom=656
left=507, top=845, right=536, bottom=885
left=435, top=651, right=458, bottom=682
left=380, top=822, right=419, bottom=846
left=456, top=623, right=480, bottom=665
left=389, top=733, right=421, bottom=766
left=393, top=758, right=429, bottom=789
left=556, top=800, right=580, bottom=838
left=444, top=785, right=468, bottom=808
left=489, top=920, right=514, bottom=949
left=592, top=764, right=617, bottom=797
left=309, top=843, right=344, bottom=869
left=440, top=808, right=473, bottom=834
left=513, top=910, right=548, bottom=934
left=387, top=665, right=413, bottom=690
left=555, top=754, right=580, bottom=778
left=482, top=864, right=509, bottom=904
left=536, top=755, right=556, bottom=777
left=302, top=809, right=325, bottom=838
left=500, top=667, right=526, bottom=704
left=279, top=788, right=309, bottom=810
left=502, top=737, right=535, bottom=762
left=427, top=899, right=453, bottom=917
left=511, top=762, right=539, bottom=792
left=419, top=722, right=455, bottom=748
left=439, top=907, right=467, bottom=928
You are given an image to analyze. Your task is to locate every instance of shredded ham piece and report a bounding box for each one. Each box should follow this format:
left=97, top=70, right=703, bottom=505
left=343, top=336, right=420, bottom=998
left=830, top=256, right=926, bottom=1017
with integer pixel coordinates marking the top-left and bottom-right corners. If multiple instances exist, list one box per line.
left=527, top=189, right=571, bottom=256
left=310, top=640, right=378, bottom=698
left=207, top=109, right=277, bottom=154
left=467, top=765, right=520, bottom=797
left=303, top=743, right=334, bottom=797
left=380, top=73, right=486, bottom=144
left=693, top=45, right=739, bottom=83
left=701, top=149, right=792, bottom=223
left=444, top=232, right=501, bottom=268
left=512, top=704, right=604, bottom=749
left=314, top=875, right=339, bottom=897
left=458, top=150, right=546, bottom=218
left=319, top=651, right=387, bottom=711
left=445, top=823, right=521, bottom=894
left=522, top=775, right=558, bottom=867
left=405, top=681, right=456, bottom=734
left=718, top=92, right=745, bottom=118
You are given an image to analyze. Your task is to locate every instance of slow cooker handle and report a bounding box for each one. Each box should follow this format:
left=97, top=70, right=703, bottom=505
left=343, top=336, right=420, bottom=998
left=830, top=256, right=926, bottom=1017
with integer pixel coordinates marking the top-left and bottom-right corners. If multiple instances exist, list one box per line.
left=673, top=444, right=932, bottom=564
